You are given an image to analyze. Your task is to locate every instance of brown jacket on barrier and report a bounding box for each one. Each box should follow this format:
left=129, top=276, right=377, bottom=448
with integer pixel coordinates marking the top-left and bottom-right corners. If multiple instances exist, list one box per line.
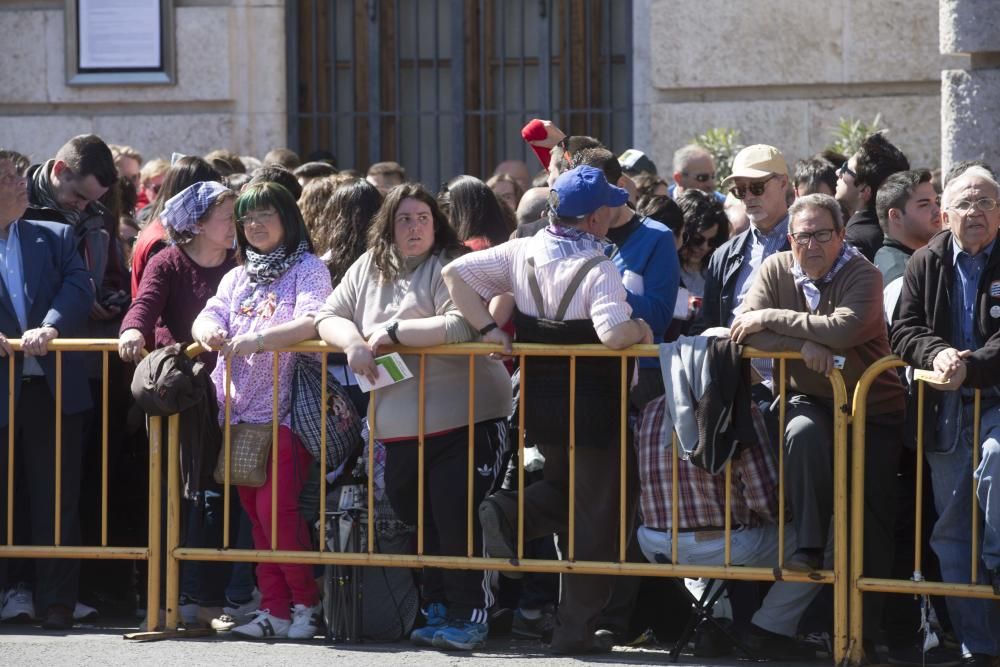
left=740, top=251, right=904, bottom=417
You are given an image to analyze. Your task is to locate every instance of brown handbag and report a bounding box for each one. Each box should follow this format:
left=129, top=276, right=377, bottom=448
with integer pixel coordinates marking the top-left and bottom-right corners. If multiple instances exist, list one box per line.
left=213, top=422, right=273, bottom=487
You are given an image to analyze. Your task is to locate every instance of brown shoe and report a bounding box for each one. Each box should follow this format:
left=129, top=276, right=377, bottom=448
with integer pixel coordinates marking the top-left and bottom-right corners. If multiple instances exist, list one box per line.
left=41, top=604, right=74, bottom=630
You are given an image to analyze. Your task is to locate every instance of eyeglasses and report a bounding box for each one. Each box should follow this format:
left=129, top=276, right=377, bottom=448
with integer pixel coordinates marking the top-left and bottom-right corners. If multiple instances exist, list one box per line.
left=729, top=175, right=774, bottom=200
left=837, top=161, right=857, bottom=180
left=948, top=197, right=997, bottom=214
left=683, top=171, right=715, bottom=183
left=789, top=229, right=836, bottom=245
left=237, top=209, right=279, bottom=226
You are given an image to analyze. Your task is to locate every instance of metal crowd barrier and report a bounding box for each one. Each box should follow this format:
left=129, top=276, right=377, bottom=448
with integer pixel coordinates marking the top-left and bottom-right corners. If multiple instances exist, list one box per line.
left=849, top=355, right=998, bottom=666
left=0, top=339, right=163, bottom=626
left=0, top=339, right=851, bottom=662
left=163, top=341, right=850, bottom=662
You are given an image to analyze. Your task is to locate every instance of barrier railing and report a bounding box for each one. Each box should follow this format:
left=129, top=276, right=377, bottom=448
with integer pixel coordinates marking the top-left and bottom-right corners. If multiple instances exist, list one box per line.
left=0, top=339, right=162, bottom=627
left=849, top=355, right=998, bottom=666
left=0, top=338, right=851, bottom=661
left=162, top=340, right=850, bottom=662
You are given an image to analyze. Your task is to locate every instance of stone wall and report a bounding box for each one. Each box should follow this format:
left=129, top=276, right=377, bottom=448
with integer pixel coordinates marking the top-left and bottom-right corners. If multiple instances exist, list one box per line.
left=940, top=0, right=1000, bottom=172
left=633, top=0, right=957, bottom=172
left=0, top=0, right=286, bottom=163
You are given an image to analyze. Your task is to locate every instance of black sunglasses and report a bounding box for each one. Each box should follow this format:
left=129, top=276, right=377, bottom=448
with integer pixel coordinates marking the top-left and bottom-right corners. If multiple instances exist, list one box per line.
left=729, top=175, right=775, bottom=200
left=837, top=161, right=857, bottom=180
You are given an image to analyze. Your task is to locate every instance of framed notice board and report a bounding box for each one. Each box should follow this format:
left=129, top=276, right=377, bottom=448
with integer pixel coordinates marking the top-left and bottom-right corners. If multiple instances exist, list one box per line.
left=65, top=0, right=176, bottom=85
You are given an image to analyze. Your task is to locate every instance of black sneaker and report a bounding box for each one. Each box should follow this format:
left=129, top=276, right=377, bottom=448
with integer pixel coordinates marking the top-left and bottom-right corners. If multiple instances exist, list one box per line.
left=887, top=643, right=963, bottom=667
left=961, top=654, right=995, bottom=667
left=692, top=618, right=733, bottom=658
left=743, top=623, right=818, bottom=661
left=511, top=607, right=554, bottom=640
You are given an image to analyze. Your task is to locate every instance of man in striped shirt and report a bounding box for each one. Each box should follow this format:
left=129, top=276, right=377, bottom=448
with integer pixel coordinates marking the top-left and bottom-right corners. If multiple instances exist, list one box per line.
left=443, top=165, right=651, bottom=654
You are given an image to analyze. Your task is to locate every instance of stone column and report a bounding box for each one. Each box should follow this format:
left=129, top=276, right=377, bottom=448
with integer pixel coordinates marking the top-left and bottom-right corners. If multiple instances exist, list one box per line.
left=940, top=0, right=1000, bottom=173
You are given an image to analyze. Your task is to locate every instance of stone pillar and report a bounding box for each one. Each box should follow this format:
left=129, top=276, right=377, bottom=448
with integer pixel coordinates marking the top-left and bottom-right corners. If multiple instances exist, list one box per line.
left=940, top=0, right=1000, bottom=173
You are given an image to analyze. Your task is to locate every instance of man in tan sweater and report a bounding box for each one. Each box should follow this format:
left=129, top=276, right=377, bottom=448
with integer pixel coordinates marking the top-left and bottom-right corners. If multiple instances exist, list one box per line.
left=728, top=193, right=904, bottom=653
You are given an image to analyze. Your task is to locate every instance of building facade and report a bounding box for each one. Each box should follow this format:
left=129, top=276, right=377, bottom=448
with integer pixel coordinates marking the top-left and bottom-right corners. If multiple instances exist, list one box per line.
left=0, top=0, right=994, bottom=183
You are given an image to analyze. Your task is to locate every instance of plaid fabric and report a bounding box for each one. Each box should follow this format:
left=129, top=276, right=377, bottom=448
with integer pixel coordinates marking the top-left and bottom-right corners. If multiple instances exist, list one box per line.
left=291, top=354, right=363, bottom=471
left=161, top=181, right=230, bottom=235
left=213, top=422, right=272, bottom=487
left=634, top=395, right=779, bottom=531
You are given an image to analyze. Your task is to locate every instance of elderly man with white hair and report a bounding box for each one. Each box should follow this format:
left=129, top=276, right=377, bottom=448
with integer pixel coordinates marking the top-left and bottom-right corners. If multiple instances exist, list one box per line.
left=670, top=144, right=725, bottom=203
left=891, top=166, right=1000, bottom=667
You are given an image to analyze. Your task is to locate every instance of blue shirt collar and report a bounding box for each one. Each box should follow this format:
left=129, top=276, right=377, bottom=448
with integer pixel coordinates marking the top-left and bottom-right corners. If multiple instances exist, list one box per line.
left=951, top=234, right=996, bottom=265
left=750, top=214, right=789, bottom=243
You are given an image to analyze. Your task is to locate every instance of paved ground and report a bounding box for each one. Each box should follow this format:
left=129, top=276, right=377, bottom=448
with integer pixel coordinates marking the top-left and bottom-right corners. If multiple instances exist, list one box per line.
left=0, top=619, right=823, bottom=667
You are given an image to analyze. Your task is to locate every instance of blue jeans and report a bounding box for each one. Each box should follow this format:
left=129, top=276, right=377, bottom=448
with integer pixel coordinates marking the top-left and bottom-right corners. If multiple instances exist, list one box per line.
left=179, top=490, right=257, bottom=606
left=927, top=401, right=1000, bottom=655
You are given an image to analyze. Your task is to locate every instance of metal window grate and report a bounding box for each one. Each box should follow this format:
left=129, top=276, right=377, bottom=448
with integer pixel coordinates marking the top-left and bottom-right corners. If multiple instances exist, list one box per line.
left=287, top=0, right=632, bottom=189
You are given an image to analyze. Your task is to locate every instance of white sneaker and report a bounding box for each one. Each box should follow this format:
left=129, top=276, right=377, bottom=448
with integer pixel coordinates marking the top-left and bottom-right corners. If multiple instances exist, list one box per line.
left=231, top=610, right=290, bottom=640
left=210, top=613, right=237, bottom=632
left=73, top=602, right=99, bottom=621
left=288, top=603, right=322, bottom=640
left=222, top=588, right=261, bottom=626
left=1, top=584, right=35, bottom=622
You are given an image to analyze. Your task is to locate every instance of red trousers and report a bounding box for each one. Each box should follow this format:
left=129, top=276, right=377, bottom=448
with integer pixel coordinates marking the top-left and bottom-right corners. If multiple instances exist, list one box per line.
left=237, top=426, right=319, bottom=619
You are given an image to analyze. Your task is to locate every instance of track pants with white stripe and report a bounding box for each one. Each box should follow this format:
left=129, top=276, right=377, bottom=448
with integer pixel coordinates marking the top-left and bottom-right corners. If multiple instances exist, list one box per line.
left=383, top=418, right=507, bottom=624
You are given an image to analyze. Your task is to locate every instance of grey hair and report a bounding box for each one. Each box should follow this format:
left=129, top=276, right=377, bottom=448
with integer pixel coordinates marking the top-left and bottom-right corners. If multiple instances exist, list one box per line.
left=941, top=165, right=1000, bottom=210
left=672, top=144, right=712, bottom=173
left=788, top=193, right=844, bottom=232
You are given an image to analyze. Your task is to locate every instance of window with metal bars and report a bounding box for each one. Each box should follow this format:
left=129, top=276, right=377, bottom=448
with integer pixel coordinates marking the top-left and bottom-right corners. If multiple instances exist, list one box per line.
left=287, top=0, right=632, bottom=189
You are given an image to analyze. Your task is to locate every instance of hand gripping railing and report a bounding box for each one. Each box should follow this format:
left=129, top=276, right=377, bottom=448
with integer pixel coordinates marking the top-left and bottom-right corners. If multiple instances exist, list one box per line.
left=0, top=339, right=163, bottom=627
left=848, top=355, right=998, bottom=666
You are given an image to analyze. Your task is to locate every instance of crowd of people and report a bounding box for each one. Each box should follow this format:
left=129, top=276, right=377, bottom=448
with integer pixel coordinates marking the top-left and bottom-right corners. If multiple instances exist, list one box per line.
left=0, top=122, right=997, bottom=665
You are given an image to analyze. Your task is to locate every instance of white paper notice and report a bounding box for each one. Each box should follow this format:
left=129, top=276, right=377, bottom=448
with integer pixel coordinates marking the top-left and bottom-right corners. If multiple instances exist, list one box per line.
left=79, top=0, right=161, bottom=70
left=356, top=353, right=414, bottom=393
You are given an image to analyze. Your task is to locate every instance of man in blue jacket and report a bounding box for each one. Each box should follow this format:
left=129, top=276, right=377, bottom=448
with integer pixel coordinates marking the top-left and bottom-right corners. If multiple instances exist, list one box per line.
left=0, top=153, right=94, bottom=631
left=572, top=147, right=679, bottom=407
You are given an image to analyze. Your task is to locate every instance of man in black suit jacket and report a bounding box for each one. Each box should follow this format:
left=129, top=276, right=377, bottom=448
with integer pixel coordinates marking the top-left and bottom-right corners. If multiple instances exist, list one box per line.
left=0, top=153, right=93, bottom=630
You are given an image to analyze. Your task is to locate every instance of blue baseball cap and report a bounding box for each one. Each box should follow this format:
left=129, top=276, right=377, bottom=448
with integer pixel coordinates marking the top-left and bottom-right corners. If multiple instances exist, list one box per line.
left=548, top=165, right=629, bottom=218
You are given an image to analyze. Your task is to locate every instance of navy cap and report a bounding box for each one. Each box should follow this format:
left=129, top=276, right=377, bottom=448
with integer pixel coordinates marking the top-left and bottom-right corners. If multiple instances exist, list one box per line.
left=548, top=165, right=629, bottom=218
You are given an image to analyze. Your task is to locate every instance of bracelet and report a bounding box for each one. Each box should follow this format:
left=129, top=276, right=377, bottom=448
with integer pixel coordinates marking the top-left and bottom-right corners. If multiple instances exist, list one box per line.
left=478, top=321, right=499, bottom=336
left=255, top=333, right=264, bottom=353
left=386, top=321, right=401, bottom=345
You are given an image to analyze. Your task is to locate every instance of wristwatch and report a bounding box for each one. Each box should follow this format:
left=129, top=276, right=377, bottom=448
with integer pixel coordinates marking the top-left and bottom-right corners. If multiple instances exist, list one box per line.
left=386, top=321, right=401, bottom=344
left=255, top=333, right=264, bottom=353
left=478, top=321, right=499, bottom=336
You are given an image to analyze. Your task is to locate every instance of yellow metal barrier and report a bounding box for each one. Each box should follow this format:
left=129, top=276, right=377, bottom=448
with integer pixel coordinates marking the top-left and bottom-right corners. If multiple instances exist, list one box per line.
left=164, top=340, right=850, bottom=662
left=0, top=339, right=162, bottom=628
left=849, top=355, right=998, bottom=666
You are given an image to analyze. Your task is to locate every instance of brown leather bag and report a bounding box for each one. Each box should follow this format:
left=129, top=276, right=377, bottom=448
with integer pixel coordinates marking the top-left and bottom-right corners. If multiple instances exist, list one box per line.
left=213, top=423, right=273, bottom=487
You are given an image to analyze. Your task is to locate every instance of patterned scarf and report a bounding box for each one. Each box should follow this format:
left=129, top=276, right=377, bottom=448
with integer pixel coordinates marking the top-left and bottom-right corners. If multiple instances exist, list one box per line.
left=533, top=222, right=608, bottom=267
left=30, top=160, right=81, bottom=226
left=244, top=238, right=309, bottom=285
left=791, top=242, right=862, bottom=311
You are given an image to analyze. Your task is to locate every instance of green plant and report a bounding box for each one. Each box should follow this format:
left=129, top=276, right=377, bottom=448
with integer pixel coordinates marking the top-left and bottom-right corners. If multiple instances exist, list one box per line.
left=693, top=128, right=743, bottom=182
left=826, top=114, right=884, bottom=157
